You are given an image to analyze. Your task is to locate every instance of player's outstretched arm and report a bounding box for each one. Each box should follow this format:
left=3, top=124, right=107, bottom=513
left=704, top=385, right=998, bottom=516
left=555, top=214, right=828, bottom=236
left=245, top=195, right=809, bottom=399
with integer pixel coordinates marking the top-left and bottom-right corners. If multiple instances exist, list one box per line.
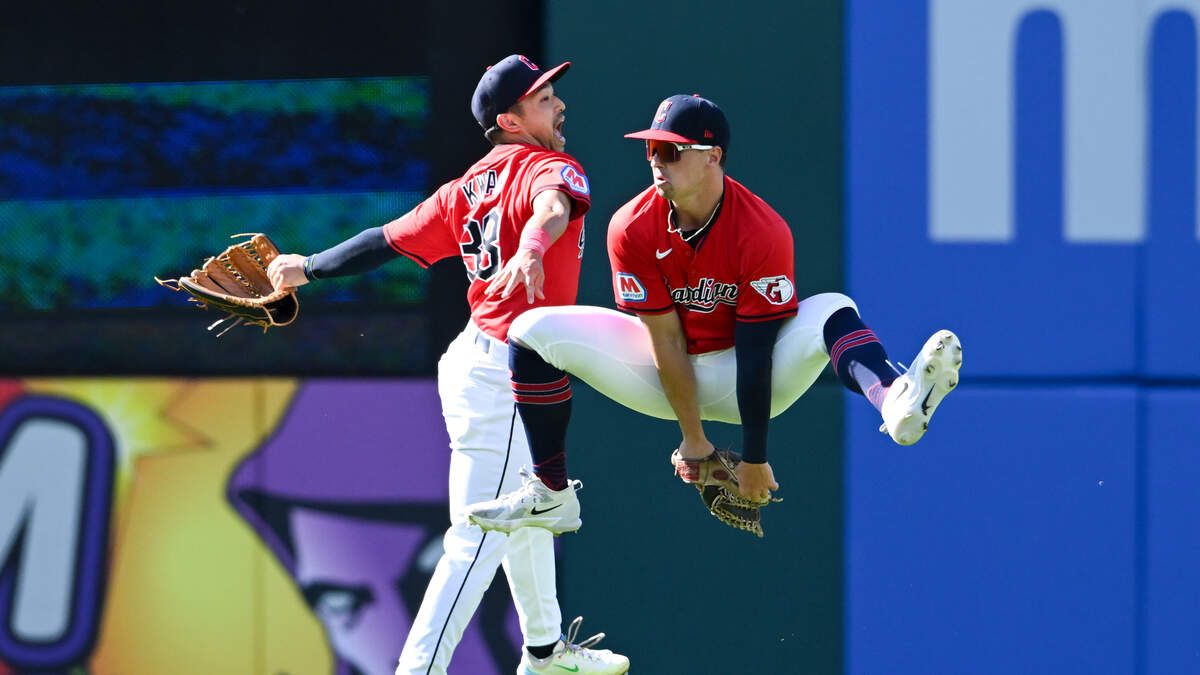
left=268, top=226, right=404, bottom=291
left=639, top=311, right=715, bottom=459
left=487, top=189, right=571, bottom=303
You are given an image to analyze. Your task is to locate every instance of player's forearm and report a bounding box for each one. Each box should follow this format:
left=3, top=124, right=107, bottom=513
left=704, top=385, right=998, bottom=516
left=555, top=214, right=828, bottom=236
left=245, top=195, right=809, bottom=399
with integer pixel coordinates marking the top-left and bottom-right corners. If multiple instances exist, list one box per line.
left=523, top=190, right=571, bottom=251
left=648, top=335, right=708, bottom=446
left=306, top=226, right=401, bottom=279
left=734, top=319, right=784, bottom=464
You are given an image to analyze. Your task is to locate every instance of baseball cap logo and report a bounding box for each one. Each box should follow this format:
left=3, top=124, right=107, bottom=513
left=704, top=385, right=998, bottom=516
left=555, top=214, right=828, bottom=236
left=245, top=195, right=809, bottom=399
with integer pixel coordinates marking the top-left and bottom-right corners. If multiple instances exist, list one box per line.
left=518, top=55, right=539, bottom=71
left=654, top=100, right=673, bottom=123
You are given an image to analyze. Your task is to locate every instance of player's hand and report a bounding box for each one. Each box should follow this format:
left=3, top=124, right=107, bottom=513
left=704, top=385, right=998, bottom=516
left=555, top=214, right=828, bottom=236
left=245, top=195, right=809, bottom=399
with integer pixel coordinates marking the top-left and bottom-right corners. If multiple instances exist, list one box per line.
left=486, top=248, right=545, bottom=304
left=267, top=254, right=311, bottom=290
left=735, top=461, right=779, bottom=503
left=676, top=436, right=716, bottom=460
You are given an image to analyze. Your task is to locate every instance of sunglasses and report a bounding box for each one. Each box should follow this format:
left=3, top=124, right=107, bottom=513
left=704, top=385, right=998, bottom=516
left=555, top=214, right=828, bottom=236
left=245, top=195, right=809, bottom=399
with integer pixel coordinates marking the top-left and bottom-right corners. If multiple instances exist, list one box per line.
left=644, top=139, right=715, bottom=163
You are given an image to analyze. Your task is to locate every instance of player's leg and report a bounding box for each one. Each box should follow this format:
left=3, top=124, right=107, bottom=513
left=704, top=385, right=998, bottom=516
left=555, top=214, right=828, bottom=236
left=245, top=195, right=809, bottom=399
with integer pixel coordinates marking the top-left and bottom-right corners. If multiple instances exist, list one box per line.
left=465, top=307, right=679, bottom=534
left=503, top=523, right=629, bottom=674
left=465, top=334, right=585, bottom=535
left=396, top=327, right=528, bottom=674
left=507, top=305, right=684, bottom=421
left=808, top=293, right=962, bottom=445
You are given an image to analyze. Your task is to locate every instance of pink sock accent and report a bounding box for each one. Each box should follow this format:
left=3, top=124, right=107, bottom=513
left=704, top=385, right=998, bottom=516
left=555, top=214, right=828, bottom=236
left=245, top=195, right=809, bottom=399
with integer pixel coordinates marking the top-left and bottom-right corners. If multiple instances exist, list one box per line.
left=866, top=382, right=888, bottom=412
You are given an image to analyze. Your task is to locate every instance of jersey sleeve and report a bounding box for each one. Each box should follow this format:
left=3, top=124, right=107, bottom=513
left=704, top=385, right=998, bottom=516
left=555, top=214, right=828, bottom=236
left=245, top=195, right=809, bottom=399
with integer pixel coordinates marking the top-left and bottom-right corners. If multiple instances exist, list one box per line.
left=382, top=183, right=459, bottom=268
left=528, top=157, right=592, bottom=219
left=606, top=212, right=674, bottom=314
left=736, top=216, right=799, bottom=322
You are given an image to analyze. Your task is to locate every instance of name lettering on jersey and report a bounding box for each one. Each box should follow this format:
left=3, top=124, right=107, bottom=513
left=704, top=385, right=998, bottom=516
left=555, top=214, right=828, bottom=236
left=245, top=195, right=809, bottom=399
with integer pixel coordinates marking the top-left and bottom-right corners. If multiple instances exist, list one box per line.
left=749, top=275, right=795, bottom=305
left=461, top=170, right=499, bottom=207
left=616, top=273, right=646, bottom=302
left=560, top=166, right=590, bottom=197
left=670, top=277, right=738, bottom=313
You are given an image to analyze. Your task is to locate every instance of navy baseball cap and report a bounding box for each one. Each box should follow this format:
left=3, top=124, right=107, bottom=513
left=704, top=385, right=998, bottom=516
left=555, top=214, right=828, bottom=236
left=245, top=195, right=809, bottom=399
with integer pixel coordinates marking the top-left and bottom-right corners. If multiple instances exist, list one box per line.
left=471, top=54, right=570, bottom=131
left=624, top=94, right=730, bottom=150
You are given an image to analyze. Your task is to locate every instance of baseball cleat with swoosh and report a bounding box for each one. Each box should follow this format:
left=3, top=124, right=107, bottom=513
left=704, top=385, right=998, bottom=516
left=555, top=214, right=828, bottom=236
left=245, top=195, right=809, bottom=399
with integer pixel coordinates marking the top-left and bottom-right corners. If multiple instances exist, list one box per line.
left=517, top=616, right=630, bottom=675
left=467, top=467, right=582, bottom=535
left=879, top=329, right=962, bottom=445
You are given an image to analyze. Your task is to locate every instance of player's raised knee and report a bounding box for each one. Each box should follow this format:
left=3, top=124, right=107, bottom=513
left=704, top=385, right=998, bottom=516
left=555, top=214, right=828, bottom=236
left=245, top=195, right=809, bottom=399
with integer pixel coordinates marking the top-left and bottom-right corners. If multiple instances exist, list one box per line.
left=508, top=306, right=556, bottom=347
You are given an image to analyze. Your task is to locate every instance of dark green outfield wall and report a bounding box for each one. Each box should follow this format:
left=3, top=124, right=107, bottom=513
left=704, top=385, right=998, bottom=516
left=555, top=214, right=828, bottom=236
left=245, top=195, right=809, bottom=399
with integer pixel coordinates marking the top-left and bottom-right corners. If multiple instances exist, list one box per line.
left=546, top=3, right=846, bottom=672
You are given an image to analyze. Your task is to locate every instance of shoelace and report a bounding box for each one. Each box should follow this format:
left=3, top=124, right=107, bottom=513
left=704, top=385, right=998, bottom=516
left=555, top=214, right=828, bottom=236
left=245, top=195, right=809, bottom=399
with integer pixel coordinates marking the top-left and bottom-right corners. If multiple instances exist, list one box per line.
left=560, top=616, right=608, bottom=662
left=491, top=468, right=544, bottom=506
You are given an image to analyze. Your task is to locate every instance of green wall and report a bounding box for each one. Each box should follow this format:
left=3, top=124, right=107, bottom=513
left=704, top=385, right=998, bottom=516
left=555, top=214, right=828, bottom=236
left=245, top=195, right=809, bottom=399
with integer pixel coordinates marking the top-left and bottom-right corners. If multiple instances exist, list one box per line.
left=547, top=2, right=846, bottom=672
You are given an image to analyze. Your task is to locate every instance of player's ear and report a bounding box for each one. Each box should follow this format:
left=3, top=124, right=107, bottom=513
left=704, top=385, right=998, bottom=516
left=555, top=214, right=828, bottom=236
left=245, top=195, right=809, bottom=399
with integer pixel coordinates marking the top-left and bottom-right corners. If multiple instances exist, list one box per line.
left=496, top=111, right=522, bottom=134
left=708, top=147, right=724, bottom=167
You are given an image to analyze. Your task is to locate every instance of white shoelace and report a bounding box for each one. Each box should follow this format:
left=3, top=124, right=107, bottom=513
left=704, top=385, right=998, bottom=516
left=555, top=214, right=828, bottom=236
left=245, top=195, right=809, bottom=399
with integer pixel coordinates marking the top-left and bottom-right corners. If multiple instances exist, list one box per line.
left=560, top=616, right=608, bottom=662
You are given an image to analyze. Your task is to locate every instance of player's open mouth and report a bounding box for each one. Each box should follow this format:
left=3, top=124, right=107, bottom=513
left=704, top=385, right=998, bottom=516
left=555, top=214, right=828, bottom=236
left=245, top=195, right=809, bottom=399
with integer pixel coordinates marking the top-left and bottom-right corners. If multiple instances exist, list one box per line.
left=554, top=117, right=565, bottom=143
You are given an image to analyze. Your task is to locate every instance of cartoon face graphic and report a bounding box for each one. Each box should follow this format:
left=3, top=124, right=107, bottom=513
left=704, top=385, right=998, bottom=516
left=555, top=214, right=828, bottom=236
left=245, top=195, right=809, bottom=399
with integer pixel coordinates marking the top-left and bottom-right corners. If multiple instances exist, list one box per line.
left=228, top=380, right=520, bottom=675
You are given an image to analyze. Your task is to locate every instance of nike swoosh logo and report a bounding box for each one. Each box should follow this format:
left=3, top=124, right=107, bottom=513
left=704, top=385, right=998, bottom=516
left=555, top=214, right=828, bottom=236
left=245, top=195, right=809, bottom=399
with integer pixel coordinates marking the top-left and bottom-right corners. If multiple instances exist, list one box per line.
left=920, top=386, right=935, bottom=415
left=530, top=504, right=562, bottom=515
left=895, top=381, right=909, bottom=398
left=655, top=248, right=672, bottom=259
left=553, top=666, right=579, bottom=672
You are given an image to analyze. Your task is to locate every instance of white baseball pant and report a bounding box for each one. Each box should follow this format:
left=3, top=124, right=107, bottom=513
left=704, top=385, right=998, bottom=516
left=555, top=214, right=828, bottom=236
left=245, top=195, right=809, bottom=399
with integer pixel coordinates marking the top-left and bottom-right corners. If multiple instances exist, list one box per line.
left=395, top=322, right=560, bottom=675
left=507, top=293, right=857, bottom=423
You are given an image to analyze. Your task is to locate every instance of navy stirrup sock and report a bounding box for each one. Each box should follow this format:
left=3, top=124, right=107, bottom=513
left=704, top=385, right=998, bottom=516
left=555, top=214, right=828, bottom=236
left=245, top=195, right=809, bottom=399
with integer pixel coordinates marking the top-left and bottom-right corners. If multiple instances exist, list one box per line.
left=510, top=341, right=572, bottom=491
left=823, top=307, right=897, bottom=411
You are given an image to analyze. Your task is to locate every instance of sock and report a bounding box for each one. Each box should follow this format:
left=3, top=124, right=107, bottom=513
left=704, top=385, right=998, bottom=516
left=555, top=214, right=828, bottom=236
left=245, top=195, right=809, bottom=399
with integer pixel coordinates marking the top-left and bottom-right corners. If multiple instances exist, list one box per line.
left=510, top=341, right=572, bottom=491
left=823, top=307, right=897, bottom=410
left=528, top=642, right=557, bottom=660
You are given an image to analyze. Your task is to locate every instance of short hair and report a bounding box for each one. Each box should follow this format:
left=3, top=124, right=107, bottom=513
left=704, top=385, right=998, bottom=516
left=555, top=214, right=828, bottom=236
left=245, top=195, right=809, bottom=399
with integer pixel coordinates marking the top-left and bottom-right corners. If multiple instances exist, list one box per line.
left=482, top=99, right=527, bottom=146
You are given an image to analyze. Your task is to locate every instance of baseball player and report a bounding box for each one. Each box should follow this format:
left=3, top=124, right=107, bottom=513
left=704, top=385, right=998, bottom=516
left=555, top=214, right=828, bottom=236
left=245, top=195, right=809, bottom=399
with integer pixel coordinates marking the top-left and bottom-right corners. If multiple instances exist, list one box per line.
left=267, top=55, right=628, bottom=675
left=466, top=94, right=961, bottom=533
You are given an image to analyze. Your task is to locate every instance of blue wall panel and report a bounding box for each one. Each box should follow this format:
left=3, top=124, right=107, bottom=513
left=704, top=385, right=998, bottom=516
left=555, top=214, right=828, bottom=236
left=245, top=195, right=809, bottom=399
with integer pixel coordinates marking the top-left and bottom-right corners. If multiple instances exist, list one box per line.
left=845, top=0, right=1138, bottom=378
left=845, top=387, right=1136, bottom=675
left=1144, top=11, right=1200, bottom=378
left=1145, top=390, right=1200, bottom=673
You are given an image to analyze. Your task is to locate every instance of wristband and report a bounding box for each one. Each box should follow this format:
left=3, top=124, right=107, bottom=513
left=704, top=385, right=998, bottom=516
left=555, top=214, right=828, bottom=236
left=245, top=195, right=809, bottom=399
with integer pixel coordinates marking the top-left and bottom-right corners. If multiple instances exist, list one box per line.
left=302, top=255, right=318, bottom=281
left=518, top=226, right=551, bottom=256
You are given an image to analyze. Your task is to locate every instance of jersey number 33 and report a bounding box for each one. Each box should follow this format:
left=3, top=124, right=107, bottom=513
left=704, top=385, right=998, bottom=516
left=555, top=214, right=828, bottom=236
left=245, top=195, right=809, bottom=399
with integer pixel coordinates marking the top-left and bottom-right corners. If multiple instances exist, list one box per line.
left=460, top=207, right=501, bottom=281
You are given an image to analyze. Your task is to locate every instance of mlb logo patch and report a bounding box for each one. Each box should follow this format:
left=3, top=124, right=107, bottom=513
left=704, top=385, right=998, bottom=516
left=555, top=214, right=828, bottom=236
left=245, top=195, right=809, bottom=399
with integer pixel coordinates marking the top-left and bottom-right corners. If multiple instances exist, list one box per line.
left=560, top=165, right=590, bottom=196
left=616, top=273, right=646, bottom=302
left=750, top=275, right=795, bottom=305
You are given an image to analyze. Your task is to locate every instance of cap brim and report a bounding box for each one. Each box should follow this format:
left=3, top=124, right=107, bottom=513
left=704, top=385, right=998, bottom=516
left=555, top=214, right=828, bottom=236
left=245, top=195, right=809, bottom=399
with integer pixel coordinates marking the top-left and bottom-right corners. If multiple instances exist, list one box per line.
left=519, top=62, right=571, bottom=100
left=623, top=129, right=698, bottom=143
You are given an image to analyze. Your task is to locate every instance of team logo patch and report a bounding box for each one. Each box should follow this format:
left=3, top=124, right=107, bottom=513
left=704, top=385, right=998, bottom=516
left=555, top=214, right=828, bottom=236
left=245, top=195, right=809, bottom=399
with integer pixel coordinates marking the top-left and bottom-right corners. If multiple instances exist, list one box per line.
left=750, top=275, right=795, bottom=305
left=560, top=165, right=590, bottom=196
left=616, top=273, right=646, bottom=302
left=654, top=99, right=673, bottom=123
left=518, top=55, right=539, bottom=70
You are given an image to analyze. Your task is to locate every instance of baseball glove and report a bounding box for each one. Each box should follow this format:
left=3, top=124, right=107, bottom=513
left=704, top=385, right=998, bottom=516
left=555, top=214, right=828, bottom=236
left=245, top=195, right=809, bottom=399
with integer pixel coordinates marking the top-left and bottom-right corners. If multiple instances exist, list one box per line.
left=155, top=233, right=299, bottom=336
left=671, top=449, right=780, bottom=538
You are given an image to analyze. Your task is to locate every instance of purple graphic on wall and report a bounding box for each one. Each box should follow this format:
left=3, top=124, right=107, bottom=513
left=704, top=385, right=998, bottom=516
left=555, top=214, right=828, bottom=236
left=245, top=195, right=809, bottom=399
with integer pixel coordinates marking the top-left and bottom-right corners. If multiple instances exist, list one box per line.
left=227, top=380, right=522, bottom=675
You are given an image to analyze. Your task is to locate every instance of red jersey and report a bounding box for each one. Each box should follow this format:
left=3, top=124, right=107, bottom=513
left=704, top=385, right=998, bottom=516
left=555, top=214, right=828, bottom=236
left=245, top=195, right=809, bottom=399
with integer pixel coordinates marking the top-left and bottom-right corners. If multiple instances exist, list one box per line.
left=383, top=143, right=591, bottom=341
left=607, top=175, right=798, bottom=354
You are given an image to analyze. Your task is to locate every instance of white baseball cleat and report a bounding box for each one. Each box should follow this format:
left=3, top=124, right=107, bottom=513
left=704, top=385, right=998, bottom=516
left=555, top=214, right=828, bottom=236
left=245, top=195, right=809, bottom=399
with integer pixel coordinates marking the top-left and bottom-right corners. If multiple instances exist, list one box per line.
left=467, top=468, right=582, bottom=535
left=517, top=616, right=630, bottom=675
left=880, top=329, right=962, bottom=445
